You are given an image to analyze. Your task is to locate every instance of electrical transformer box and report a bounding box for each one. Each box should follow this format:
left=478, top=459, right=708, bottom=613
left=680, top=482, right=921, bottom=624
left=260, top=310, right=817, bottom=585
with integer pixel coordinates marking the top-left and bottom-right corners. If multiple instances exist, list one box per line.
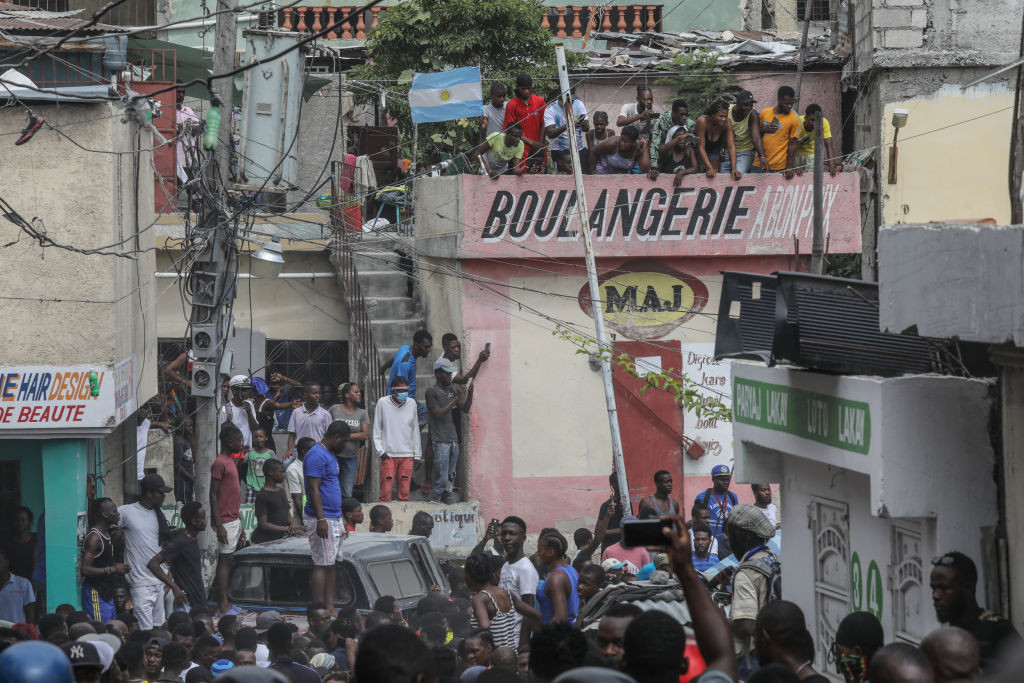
left=235, top=29, right=307, bottom=191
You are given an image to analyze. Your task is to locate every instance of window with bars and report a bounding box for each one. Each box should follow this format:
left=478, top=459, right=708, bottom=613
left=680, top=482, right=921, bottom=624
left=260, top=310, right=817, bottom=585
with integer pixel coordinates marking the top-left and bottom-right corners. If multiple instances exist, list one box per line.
left=796, top=0, right=832, bottom=21
left=265, top=339, right=350, bottom=399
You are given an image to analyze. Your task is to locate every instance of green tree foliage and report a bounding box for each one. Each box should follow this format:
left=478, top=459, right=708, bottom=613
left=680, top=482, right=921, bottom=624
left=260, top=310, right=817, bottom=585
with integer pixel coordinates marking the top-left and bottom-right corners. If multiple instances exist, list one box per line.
left=657, top=49, right=732, bottom=115
left=352, top=0, right=582, bottom=166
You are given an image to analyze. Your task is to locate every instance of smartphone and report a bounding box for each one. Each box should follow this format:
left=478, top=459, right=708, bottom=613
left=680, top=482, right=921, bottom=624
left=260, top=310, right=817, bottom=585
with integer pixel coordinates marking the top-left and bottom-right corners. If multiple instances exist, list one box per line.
left=485, top=342, right=492, bottom=352
left=621, top=519, right=672, bottom=549
left=490, top=518, right=500, bottom=527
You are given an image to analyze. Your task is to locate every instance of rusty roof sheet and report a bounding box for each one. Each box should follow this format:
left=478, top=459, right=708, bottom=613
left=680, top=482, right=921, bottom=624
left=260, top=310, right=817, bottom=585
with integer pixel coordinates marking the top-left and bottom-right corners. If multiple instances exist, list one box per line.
left=0, top=2, right=125, bottom=34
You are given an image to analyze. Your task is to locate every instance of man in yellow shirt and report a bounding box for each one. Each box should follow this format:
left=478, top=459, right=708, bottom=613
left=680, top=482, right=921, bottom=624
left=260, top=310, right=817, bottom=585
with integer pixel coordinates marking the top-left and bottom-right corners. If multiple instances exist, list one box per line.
left=753, top=85, right=799, bottom=179
left=795, top=103, right=838, bottom=176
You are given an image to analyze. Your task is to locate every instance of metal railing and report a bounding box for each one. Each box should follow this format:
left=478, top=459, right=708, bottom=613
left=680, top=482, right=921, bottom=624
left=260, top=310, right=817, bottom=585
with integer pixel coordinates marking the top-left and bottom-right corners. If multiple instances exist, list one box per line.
left=329, top=161, right=385, bottom=497
left=279, top=4, right=663, bottom=38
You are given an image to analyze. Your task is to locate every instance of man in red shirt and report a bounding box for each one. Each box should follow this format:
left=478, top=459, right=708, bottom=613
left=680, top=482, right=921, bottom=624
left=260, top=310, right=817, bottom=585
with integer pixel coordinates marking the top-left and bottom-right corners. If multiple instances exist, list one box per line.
left=211, top=422, right=245, bottom=616
left=503, top=73, right=546, bottom=172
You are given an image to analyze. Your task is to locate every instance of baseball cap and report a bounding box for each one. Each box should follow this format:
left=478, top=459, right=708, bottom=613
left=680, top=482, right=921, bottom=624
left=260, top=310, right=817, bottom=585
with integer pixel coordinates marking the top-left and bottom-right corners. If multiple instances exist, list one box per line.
left=727, top=504, right=775, bottom=539
left=255, top=611, right=283, bottom=634
left=433, top=356, right=454, bottom=373
left=229, top=374, right=251, bottom=387
left=78, top=633, right=121, bottom=659
left=711, top=464, right=731, bottom=477
left=140, top=473, right=172, bottom=494
left=601, top=559, right=626, bottom=571
left=735, top=90, right=755, bottom=104
left=211, top=659, right=235, bottom=676
left=60, top=641, right=103, bottom=670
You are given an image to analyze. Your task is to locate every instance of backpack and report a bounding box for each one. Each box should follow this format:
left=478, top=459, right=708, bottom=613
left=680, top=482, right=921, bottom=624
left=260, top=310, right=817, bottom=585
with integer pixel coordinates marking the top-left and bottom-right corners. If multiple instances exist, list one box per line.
left=738, top=549, right=781, bottom=604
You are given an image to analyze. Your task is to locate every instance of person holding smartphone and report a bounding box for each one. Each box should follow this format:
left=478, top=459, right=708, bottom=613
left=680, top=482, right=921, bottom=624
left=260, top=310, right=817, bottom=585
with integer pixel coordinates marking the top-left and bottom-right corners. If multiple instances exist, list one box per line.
left=617, top=86, right=657, bottom=142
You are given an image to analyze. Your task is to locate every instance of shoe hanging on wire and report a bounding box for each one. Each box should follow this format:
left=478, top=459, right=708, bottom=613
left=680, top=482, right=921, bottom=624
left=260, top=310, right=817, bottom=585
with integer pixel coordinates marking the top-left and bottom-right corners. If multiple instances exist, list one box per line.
left=15, top=113, right=44, bottom=146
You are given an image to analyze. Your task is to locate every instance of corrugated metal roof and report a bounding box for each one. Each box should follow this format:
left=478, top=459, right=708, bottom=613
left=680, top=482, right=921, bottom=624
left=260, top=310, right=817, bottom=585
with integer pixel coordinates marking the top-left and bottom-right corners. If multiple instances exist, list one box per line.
left=0, top=2, right=124, bottom=33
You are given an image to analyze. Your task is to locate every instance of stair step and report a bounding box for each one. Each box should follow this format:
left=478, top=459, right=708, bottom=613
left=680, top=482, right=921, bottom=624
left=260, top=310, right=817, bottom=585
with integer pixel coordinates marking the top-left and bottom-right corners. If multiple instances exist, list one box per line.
left=357, top=271, right=409, bottom=297
left=364, top=296, right=417, bottom=319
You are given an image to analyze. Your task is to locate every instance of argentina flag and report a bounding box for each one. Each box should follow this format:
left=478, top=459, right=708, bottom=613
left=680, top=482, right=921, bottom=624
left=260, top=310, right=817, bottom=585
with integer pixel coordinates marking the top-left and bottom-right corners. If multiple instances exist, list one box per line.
left=409, top=67, right=483, bottom=124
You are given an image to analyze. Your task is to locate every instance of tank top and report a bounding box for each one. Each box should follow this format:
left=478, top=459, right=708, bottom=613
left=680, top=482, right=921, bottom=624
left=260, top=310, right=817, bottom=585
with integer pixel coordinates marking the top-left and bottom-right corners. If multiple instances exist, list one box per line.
left=468, top=589, right=519, bottom=651
left=649, top=496, right=676, bottom=516
left=730, top=104, right=753, bottom=152
left=86, top=528, right=116, bottom=599
left=595, top=136, right=638, bottom=174
left=536, top=566, right=580, bottom=625
left=702, top=118, right=726, bottom=158
left=252, top=397, right=278, bottom=452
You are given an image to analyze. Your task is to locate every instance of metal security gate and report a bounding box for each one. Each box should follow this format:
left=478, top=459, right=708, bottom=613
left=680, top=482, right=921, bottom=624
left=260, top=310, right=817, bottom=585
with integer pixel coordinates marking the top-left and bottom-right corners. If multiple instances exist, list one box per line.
left=808, top=497, right=851, bottom=671
left=891, top=521, right=927, bottom=644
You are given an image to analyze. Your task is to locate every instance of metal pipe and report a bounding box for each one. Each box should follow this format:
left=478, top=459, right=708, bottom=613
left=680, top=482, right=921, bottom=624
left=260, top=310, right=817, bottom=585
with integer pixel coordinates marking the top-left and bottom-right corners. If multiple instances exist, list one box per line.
left=793, top=0, right=814, bottom=109
left=555, top=44, right=631, bottom=514
left=811, top=114, right=824, bottom=274
left=156, top=272, right=335, bottom=278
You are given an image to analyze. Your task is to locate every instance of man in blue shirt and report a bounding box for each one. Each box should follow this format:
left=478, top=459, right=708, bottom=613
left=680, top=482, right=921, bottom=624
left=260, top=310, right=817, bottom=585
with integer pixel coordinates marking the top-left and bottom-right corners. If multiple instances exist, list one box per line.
left=691, top=523, right=719, bottom=572
left=694, top=464, right=738, bottom=537
left=380, top=329, right=434, bottom=427
left=267, top=622, right=321, bottom=683
left=303, top=420, right=351, bottom=617
left=381, top=329, right=433, bottom=399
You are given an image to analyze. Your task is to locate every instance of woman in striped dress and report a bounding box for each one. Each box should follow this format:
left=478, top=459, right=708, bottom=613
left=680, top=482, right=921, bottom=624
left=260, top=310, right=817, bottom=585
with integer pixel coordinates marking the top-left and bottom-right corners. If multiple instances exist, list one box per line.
left=466, top=552, right=519, bottom=651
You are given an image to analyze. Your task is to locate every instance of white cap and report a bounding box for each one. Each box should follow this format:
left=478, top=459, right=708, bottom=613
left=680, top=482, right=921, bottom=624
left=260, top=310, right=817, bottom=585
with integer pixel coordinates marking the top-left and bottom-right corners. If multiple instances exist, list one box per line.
left=229, top=374, right=251, bottom=387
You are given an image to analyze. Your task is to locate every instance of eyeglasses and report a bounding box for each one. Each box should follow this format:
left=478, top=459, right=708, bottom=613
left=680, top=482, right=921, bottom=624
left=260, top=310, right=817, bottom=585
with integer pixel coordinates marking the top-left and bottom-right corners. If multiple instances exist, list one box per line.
left=932, top=554, right=955, bottom=567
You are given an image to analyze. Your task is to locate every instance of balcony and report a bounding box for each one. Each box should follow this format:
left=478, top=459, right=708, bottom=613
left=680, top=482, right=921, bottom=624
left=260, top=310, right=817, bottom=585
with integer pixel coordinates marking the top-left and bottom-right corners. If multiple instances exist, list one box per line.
left=279, top=4, right=663, bottom=39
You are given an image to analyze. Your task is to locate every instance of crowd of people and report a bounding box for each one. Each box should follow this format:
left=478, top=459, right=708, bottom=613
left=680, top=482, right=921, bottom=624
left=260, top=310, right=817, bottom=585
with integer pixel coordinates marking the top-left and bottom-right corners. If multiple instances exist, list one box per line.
left=1, top=482, right=1020, bottom=683
left=3, top=335, right=1021, bottom=681
left=475, top=75, right=839, bottom=185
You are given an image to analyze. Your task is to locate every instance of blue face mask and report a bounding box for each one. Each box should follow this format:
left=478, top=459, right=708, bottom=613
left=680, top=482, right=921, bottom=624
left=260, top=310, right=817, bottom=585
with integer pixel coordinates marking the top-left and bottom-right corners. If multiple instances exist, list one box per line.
left=393, top=391, right=409, bottom=404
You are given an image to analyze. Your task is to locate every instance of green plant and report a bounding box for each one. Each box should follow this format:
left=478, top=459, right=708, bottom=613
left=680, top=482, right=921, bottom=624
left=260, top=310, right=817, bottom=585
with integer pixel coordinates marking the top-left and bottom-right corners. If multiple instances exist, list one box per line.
left=656, top=48, right=732, bottom=114
left=826, top=253, right=863, bottom=279
left=351, top=0, right=585, bottom=167
left=553, top=324, right=732, bottom=423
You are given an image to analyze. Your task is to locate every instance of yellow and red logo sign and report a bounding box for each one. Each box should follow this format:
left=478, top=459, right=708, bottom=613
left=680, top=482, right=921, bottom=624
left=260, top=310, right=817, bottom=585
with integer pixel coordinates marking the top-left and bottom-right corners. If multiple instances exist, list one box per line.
left=577, top=260, right=709, bottom=340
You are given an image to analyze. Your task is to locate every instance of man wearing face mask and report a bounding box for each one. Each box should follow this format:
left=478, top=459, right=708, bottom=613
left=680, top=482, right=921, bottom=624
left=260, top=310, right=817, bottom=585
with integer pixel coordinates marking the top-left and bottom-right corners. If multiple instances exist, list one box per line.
left=373, top=376, right=422, bottom=502
left=832, top=612, right=884, bottom=683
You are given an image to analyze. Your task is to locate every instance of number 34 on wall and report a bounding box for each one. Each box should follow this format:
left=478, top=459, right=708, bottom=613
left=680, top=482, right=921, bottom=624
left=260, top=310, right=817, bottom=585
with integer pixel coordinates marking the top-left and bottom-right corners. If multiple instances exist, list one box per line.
left=850, top=552, right=884, bottom=619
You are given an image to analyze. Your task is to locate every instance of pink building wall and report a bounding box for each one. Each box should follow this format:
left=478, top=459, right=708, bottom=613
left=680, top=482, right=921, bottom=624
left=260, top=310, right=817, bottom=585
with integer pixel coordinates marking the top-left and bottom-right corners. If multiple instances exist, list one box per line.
left=415, top=171, right=860, bottom=532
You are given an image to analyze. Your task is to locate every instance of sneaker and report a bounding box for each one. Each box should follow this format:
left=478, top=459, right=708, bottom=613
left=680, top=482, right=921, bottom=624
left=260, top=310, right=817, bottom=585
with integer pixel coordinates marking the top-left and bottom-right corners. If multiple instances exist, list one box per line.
left=15, top=114, right=44, bottom=146
left=441, top=492, right=455, bottom=505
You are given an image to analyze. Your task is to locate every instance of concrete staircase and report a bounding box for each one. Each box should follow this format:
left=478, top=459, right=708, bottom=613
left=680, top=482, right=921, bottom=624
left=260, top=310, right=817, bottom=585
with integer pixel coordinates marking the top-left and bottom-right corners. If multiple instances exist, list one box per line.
left=348, top=242, right=432, bottom=390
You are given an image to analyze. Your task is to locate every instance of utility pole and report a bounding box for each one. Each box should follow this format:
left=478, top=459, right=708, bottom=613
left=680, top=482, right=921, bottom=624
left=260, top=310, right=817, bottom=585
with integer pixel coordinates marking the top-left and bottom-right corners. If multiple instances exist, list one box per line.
left=1011, top=14, right=1024, bottom=223
left=554, top=44, right=631, bottom=513
left=793, top=0, right=814, bottom=110
left=811, top=118, right=825, bottom=274
left=191, top=0, right=239, bottom=584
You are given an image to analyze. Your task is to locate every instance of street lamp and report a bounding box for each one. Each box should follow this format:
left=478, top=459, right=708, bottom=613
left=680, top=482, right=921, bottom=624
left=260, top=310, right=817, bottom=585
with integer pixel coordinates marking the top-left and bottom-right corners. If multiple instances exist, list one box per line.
left=250, top=236, right=284, bottom=279
left=888, top=109, right=909, bottom=185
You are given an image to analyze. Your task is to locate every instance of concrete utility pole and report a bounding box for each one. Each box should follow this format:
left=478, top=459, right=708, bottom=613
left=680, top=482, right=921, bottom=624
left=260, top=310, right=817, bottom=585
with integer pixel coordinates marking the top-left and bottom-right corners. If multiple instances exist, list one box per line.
left=554, top=44, right=631, bottom=513
left=811, top=118, right=825, bottom=274
left=1011, top=17, right=1024, bottom=223
left=793, top=0, right=814, bottom=110
left=191, top=0, right=239, bottom=583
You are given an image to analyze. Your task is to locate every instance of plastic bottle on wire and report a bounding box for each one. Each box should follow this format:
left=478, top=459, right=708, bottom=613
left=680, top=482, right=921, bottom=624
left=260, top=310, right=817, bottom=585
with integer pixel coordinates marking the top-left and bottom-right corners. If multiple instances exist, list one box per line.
left=203, top=101, right=221, bottom=150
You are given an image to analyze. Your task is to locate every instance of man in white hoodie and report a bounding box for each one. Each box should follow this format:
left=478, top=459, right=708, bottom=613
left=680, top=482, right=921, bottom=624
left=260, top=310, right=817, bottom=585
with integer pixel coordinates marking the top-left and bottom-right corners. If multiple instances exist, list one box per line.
left=374, top=376, right=422, bottom=502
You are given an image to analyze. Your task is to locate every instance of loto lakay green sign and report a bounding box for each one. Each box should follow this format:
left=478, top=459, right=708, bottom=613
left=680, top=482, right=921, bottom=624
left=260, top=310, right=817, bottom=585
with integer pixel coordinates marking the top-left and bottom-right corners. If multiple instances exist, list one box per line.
left=733, top=377, right=872, bottom=455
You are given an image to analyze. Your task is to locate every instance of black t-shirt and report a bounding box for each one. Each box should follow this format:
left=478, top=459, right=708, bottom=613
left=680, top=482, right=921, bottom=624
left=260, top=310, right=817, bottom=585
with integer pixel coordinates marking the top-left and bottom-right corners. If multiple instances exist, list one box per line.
left=963, top=613, right=1023, bottom=671
left=161, top=531, right=206, bottom=607
left=185, top=666, right=214, bottom=683
left=253, top=488, right=291, bottom=544
left=598, top=499, right=624, bottom=552
left=801, top=675, right=830, bottom=683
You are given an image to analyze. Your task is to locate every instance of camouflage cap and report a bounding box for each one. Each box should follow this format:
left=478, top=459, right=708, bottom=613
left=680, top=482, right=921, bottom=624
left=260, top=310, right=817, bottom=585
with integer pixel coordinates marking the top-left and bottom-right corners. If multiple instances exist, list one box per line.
left=727, top=504, right=775, bottom=539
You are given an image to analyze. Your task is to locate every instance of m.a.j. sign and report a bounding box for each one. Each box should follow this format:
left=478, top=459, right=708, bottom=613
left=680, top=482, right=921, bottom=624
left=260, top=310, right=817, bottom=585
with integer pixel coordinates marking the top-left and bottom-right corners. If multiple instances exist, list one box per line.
left=459, top=173, right=860, bottom=259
